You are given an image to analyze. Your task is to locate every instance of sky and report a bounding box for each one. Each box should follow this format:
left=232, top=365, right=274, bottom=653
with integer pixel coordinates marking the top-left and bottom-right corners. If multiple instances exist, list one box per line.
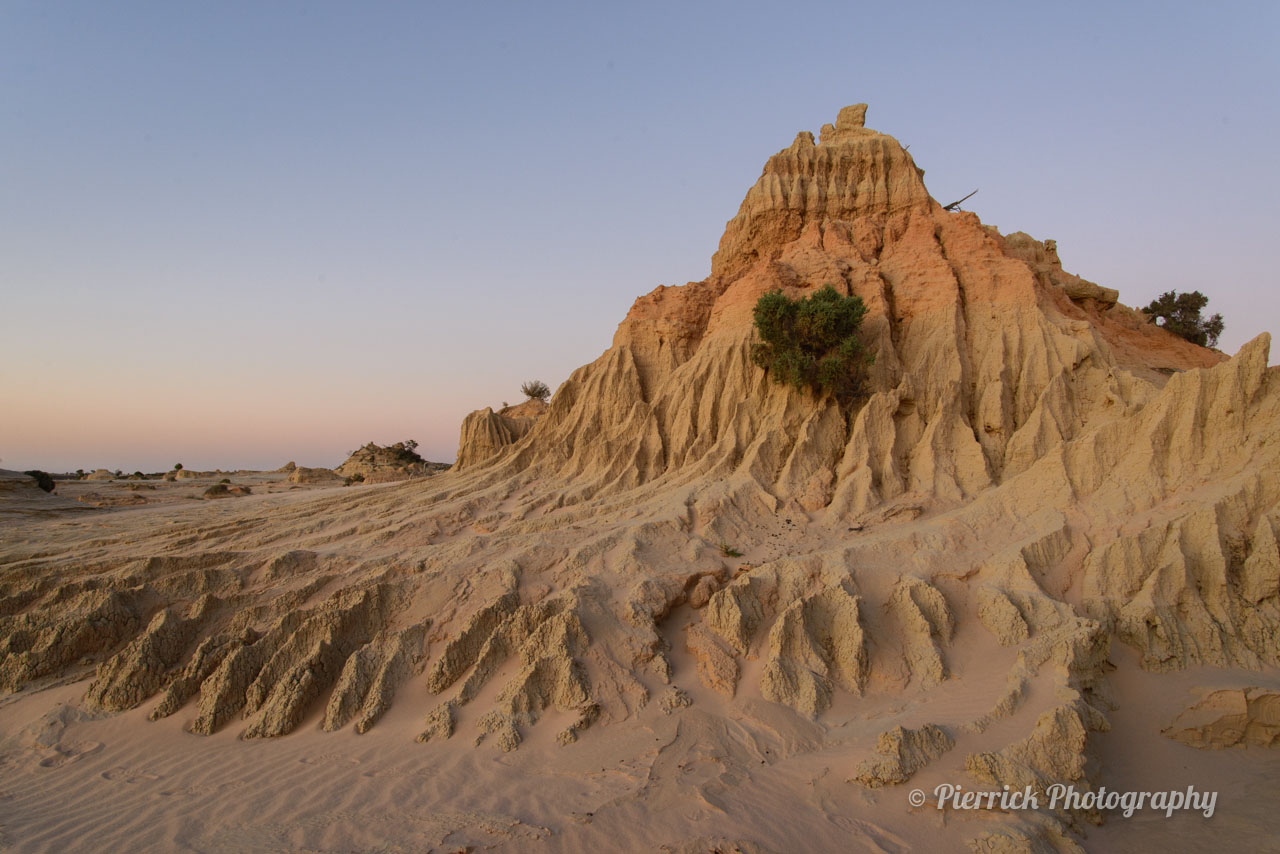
left=3, top=0, right=1277, bottom=472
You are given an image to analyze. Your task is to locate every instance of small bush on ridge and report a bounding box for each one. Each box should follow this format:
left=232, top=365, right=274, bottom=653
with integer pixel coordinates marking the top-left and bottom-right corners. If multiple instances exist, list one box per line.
left=521, top=380, right=551, bottom=402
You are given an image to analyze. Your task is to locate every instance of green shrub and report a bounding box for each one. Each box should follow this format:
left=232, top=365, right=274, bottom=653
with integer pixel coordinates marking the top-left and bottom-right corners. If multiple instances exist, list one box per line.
left=1142, top=290, right=1224, bottom=348
left=521, top=380, right=551, bottom=402
left=392, top=441, right=424, bottom=464
left=173, top=463, right=183, bottom=471
left=219, top=478, right=231, bottom=484
left=24, top=470, right=55, bottom=493
left=719, top=542, right=743, bottom=558
left=751, top=285, right=873, bottom=401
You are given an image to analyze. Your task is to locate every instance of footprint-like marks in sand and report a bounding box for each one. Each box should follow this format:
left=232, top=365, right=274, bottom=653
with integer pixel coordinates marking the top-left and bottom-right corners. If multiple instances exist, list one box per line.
left=100, top=766, right=162, bottom=783
left=297, top=754, right=361, bottom=766
left=36, top=740, right=102, bottom=768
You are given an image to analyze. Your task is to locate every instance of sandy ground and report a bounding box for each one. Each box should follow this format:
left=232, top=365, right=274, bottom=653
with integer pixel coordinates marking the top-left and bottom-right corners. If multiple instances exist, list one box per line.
left=1081, top=646, right=1280, bottom=853
left=2, top=467, right=1278, bottom=853
left=2, top=658, right=1277, bottom=853
left=0, top=470, right=353, bottom=523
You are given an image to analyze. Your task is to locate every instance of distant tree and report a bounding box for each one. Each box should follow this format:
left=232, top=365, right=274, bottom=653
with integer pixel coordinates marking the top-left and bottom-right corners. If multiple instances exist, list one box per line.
left=75, top=469, right=86, bottom=480
left=1142, top=290, right=1224, bottom=348
left=24, top=470, right=55, bottom=493
left=173, top=463, right=183, bottom=471
left=521, top=380, right=552, bottom=402
left=751, top=285, right=874, bottom=402
left=113, top=469, right=122, bottom=478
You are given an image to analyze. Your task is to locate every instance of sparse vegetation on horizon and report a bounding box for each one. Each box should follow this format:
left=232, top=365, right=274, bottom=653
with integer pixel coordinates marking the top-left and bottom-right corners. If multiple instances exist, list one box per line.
left=521, top=380, right=551, bottom=402
left=751, top=285, right=874, bottom=402
left=348, top=440, right=424, bottom=466
left=1142, top=290, right=1224, bottom=348
left=393, top=440, right=424, bottom=464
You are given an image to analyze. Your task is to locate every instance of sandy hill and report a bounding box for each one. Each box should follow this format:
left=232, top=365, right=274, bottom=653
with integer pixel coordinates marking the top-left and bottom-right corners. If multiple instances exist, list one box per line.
left=1, top=105, right=1277, bottom=853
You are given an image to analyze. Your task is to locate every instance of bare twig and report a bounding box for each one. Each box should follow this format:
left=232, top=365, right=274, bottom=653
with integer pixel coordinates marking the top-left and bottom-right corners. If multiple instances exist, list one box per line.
left=943, top=189, right=978, bottom=211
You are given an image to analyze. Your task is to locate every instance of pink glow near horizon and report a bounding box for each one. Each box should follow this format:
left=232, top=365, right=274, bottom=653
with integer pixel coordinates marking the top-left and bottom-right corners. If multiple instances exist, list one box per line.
left=4, top=3, right=1277, bottom=473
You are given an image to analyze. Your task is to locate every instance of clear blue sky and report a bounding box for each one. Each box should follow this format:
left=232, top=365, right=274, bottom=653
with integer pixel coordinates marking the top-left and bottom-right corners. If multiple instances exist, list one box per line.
left=3, top=0, right=1277, bottom=472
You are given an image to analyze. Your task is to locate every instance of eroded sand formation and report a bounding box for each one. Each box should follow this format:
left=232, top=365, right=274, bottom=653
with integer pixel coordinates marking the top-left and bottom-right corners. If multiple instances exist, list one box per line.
left=2, top=104, right=1278, bottom=852
left=335, top=442, right=450, bottom=483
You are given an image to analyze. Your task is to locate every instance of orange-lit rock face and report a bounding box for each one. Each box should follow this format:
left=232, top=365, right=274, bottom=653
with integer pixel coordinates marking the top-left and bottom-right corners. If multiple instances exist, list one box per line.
left=459, top=104, right=1233, bottom=501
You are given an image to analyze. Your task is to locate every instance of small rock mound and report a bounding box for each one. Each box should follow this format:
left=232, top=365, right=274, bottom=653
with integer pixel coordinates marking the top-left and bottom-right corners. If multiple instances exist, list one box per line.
left=174, top=469, right=220, bottom=480
left=1163, top=687, right=1280, bottom=749
left=850, top=723, right=954, bottom=787
left=202, top=484, right=251, bottom=499
left=335, top=441, right=448, bottom=483
left=287, top=466, right=342, bottom=484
